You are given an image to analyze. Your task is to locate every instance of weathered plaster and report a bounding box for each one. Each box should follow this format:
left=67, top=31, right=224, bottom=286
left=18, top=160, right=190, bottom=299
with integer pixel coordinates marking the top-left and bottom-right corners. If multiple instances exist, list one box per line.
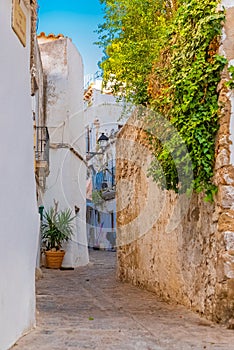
left=38, top=36, right=89, bottom=267
left=229, top=91, right=234, bottom=165
left=220, top=0, right=234, bottom=9
left=116, top=114, right=219, bottom=320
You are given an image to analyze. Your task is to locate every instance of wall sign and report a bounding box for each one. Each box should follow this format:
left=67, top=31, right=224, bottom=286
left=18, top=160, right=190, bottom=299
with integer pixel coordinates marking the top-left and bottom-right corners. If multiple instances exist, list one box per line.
left=12, top=0, right=26, bottom=47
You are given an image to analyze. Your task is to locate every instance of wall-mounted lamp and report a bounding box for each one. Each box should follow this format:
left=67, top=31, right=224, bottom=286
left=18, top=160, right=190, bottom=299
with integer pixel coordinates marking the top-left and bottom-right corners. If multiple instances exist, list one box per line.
left=87, top=132, right=109, bottom=156
left=97, top=132, right=109, bottom=151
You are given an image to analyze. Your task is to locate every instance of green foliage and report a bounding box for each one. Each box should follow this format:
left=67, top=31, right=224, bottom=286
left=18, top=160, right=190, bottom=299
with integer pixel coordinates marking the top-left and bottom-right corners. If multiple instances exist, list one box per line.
left=96, top=0, right=167, bottom=104
left=98, top=0, right=227, bottom=199
left=92, top=190, right=103, bottom=205
left=149, top=0, right=227, bottom=197
left=226, top=65, right=234, bottom=89
left=42, top=207, right=75, bottom=251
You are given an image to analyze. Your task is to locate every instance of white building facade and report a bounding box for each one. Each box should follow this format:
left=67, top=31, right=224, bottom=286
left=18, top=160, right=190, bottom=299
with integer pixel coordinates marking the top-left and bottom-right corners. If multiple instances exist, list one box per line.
left=0, top=1, right=40, bottom=349
left=38, top=33, right=89, bottom=267
left=85, top=83, right=129, bottom=250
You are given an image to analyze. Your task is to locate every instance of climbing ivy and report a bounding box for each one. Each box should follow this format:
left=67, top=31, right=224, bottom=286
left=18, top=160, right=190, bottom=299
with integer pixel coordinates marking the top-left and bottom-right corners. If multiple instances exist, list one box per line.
left=148, top=0, right=227, bottom=199
left=227, top=65, right=234, bottom=89
left=98, top=0, right=227, bottom=199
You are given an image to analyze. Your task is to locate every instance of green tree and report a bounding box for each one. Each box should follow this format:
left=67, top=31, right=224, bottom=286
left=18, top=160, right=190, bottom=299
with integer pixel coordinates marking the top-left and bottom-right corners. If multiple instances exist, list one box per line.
left=98, top=0, right=227, bottom=198
left=97, top=0, right=174, bottom=104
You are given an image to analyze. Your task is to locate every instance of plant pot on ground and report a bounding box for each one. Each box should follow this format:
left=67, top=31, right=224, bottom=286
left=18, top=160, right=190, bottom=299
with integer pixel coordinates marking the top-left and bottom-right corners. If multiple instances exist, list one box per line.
left=42, top=205, right=75, bottom=269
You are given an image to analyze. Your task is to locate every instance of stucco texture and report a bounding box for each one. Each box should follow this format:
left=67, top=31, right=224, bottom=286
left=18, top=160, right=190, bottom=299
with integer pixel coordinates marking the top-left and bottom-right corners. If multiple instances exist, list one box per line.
left=0, top=1, right=40, bottom=349
left=38, top=36, right=89, bottom=268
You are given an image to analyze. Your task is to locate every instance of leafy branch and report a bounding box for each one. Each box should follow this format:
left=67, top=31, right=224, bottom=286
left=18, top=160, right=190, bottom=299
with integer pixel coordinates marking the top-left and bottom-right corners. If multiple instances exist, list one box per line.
left=98, top=0, right=227, bottom=199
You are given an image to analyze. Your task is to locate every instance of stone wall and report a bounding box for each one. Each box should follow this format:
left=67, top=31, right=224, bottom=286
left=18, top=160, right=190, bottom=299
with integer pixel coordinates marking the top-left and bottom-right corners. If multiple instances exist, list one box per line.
left=213, top=0, right=234, bottom=323
left=116, top=2, right=234, bottom=324
left=116, top=115, right=220, bottom=320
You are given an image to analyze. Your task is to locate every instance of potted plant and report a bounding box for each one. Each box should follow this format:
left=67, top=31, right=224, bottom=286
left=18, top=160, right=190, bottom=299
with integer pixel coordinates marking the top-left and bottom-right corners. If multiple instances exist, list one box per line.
left=42, top=203, right=75, bottom=269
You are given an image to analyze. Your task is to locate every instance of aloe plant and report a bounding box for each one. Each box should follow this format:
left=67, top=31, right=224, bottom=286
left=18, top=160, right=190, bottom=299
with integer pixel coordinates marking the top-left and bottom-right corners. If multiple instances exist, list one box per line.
left=42, top=206, right=75, bottom=251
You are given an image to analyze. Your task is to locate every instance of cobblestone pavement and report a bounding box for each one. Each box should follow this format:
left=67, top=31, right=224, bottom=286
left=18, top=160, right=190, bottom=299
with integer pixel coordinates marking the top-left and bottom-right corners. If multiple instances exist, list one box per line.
left=12, top=250, right=234, bottom=350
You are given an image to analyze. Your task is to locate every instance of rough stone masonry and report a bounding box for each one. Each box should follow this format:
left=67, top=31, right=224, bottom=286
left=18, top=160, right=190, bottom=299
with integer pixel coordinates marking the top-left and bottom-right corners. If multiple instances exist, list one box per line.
left=116, top=1, right=234, bottom=325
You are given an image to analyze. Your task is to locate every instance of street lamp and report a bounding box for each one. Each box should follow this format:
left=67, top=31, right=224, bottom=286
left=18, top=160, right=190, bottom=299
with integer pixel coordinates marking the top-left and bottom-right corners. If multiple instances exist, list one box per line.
left=97, top=132, right=109, bottom=151
left=86, top=132, right=109, bottom=156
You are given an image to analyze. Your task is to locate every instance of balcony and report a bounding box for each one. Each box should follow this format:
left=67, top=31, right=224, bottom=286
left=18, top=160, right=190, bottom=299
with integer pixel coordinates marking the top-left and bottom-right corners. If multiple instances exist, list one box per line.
left=35, top=126, right=49, bottom=164
left=35, top=126, right=50, bottom=188
left=101, top=187, right=116, bottom=201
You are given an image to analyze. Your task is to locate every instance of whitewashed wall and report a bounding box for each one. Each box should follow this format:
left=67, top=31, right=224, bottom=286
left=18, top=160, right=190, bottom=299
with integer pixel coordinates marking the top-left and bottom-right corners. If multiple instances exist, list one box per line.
left=84, top=86, right=128, bottom=152
left=85, top=88, right=128, bottom=250
left=0, top=1, right=40, bottom=349
left=39, top=37, right=89, bottom=267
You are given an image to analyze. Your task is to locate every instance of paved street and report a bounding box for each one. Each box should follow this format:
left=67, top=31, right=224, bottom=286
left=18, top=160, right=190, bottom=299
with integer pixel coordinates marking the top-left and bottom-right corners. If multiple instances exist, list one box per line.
left=12, top=250, right=234, bottom=350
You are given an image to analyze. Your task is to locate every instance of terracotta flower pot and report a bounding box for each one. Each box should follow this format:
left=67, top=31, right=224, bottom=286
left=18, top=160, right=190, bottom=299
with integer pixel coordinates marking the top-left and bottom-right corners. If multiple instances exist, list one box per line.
left=45, top=250, right=65, bottom=269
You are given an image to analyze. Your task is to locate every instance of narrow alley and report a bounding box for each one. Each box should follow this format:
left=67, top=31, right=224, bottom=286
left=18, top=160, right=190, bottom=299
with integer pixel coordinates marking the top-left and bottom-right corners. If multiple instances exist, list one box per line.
left=12, top=250, right=234, bottom=350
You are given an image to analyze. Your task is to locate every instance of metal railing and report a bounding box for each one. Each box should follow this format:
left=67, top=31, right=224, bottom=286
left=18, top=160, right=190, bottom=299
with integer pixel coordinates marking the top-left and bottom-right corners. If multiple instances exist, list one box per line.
left=35, top=126, right=49, bottom=164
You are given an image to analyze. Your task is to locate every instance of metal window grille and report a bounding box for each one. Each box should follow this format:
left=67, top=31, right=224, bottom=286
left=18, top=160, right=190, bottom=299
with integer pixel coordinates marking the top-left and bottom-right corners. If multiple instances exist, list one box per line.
left=35, top=126, right=50, bottom=164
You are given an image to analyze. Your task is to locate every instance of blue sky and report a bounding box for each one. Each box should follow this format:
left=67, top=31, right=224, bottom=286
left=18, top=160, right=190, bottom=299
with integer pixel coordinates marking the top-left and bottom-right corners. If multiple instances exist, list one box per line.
left=37, top=0, right=105, bottom=77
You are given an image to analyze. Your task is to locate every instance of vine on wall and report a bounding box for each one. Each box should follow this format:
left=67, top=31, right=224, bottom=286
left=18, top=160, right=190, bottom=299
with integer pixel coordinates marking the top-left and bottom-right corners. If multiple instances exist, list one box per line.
left=98, top=0, right=227, bottom=199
